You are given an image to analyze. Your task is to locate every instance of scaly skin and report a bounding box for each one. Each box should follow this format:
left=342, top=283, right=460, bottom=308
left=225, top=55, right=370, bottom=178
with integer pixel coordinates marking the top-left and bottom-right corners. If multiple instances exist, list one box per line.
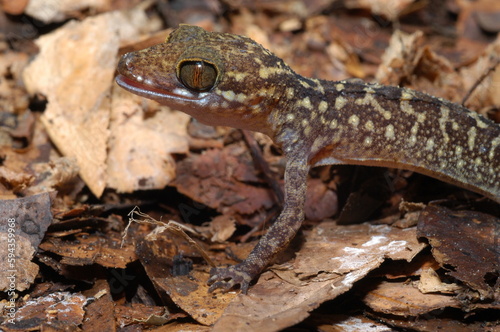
left=116, top=25, right=500, bottom=293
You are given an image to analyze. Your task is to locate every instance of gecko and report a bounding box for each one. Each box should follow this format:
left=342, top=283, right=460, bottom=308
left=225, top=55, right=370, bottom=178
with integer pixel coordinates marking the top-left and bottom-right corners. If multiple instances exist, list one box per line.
left=116, top=24, right=500, bottom=294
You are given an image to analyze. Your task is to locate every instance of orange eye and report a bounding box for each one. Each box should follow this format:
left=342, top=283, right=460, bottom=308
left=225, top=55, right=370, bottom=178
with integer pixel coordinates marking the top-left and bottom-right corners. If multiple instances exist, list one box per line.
left=178, top=60, right=218, bottom=92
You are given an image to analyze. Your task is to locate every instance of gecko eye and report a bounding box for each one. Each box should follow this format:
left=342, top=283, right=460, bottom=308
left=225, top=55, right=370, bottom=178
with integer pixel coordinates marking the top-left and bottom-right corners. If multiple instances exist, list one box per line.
left=178, top=60, right=218, bottom=92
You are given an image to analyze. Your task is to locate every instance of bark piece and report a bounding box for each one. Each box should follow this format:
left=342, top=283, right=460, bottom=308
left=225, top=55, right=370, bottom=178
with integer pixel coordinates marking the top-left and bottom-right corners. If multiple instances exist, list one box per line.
left=0, top=192, right=54, bottom=292
left=417, top=205, right=499, bottom=300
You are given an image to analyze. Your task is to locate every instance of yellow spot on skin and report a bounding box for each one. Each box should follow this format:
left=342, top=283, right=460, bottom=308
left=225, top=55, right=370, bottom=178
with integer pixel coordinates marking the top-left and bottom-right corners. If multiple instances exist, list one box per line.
left=417, top=113, right=426, bottom=123
left=335, top=83, right=345, bottom=91
left=469, top=111, right=489, bottom=129
left=452, top=122, right=459, bottom=130
left=251, top=106, right=261, bottom=114
left=439, top=106, right=451, bottom=143
left=222, top=90, right=236, bottom=101
left=335, top=96, right=347, bottom=110
left=426, top=138, right=434, bottom=150
left=226, top=71, right=249, bottom=82
left=364, top=137, right=373, bottom=146
left=348, top=115, right=360, bottom=127
left=312, top=79, right=325, bottom=94
left=364, top=120, right=374, bottom=131
left=409, top=135, right=417, bottom=146
left=364, top=86, right=376, bottom=94
left=455, top=146, right=463, bottom=156
left=286, top=114, right=295, bottom=122
left=474, top=157, right=482, bottom=166
left=304, top=126, right=312, bottom=136
left=400, top=100, right=414, bottom=115
left=236, top=93, right=247, bottom=103
left=401, top=90, right=414, bottom=100
left=489, top=137, right=499, bottom=160
left=467, top=127, right=476, bottom=151
left=299, top=97, right=313, bottom=110
left=330, top=119, right=338, bottom=129
left=385, top=124, right=395, bottom=140
left=318, top=101, right=328, bottom=113
left=257, top=87, right=276, bottom=97
left=355, top=95, right=391, bottom=120
left=311, top=137, right=328, bottom=153
left=300, top=80, right=310, bottom=88
left=457, top=160, right=465, bottom=168
left=259, top=67, right=284, bottom=79
left=286, top=87, right=295, bottom=99
left=301, top=119, right=309, bottom=127
left=411, top=123, right=419, bottom=135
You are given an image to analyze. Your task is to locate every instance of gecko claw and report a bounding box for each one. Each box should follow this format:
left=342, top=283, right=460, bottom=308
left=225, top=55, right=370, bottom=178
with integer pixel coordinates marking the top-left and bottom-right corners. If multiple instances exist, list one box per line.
left=208, top=265, right=253, bottom=294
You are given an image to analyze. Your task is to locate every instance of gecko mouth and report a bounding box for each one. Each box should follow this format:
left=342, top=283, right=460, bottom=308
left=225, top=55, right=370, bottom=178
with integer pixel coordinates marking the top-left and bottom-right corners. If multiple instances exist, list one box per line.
left=115, top=74, right=201, bottom=102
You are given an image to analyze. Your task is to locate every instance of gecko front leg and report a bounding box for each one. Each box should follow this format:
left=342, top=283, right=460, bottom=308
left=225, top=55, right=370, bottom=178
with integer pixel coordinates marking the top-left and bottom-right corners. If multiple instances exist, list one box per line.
left=208, top=154, right=310, bottom=293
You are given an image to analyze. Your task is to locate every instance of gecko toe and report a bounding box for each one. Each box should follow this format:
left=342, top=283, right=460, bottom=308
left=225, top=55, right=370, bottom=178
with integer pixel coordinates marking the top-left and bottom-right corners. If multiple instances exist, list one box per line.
left=208, top=265, right=252, bottom=294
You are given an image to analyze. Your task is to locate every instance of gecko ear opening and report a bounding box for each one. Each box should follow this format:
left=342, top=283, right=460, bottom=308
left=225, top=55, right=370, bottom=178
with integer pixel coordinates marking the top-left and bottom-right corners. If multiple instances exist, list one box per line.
left=177, top=59, right=219, bottom=92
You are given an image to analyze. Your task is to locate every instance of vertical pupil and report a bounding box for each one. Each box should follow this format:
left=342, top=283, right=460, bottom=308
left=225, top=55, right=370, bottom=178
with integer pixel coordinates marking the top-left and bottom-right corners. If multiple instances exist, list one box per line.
left=193, top=62, right=204, bottom=88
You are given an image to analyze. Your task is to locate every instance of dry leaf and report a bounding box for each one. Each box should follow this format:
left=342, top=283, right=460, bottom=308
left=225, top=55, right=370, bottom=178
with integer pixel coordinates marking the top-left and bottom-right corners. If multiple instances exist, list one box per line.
left=23, top=9, right=160, bottom=197
left=40, top=233, right=137, bottom=269
left=417, top=267, right=463, bottom=294
left=25, top=0, right=112, bottom=23
left=211, top=222, right=426, bottom=331
left=0, top=192, right=54, bottom=292
left=362, top=281, right=460, bottom=316
left=1, top=292, right=87, bottom=330
left=417, top=205, right=499, bottom=300
left=344, top=0, right=415, bottom=20
left=107, top=88, right=189, bottom=193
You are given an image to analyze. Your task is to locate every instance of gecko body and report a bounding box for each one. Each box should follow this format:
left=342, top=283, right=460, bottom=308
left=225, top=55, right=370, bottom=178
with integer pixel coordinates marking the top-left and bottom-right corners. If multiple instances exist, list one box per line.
left=116, top=25, right=500, bottom=293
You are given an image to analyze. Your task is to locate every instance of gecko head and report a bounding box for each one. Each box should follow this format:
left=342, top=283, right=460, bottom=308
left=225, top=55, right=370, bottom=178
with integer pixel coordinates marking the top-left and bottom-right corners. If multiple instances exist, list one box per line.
left=116, top=25, right=289, bottom=134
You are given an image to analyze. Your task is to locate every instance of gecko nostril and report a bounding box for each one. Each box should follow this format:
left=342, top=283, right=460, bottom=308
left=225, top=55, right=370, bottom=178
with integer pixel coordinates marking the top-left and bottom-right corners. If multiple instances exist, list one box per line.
left=117, top=54, right=131, bottom=75
left=117, top=52, right=142, bottom=78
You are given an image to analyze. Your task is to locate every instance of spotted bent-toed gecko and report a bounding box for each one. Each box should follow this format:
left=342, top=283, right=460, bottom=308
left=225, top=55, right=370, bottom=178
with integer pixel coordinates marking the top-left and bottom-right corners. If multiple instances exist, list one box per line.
left=116, top=25, right=500, bottom=294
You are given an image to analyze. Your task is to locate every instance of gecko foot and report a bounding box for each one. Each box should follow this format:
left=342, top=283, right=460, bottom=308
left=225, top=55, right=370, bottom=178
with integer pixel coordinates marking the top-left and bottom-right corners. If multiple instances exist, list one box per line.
left=208, top=264, right=254, bottom=294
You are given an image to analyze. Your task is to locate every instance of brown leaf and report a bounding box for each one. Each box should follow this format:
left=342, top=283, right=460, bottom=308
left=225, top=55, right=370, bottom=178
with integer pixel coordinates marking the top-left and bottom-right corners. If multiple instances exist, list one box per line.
left=40, top=233, right=136, bottom=269
left=115, top=302, right=169, bottom=328
left=304, top=178, right=338, bottom=221
left=175, top=145, right=275, bottom=217
left=211, top=222, right=426, bottom=331
left=82, top=279, right=116, bottom=332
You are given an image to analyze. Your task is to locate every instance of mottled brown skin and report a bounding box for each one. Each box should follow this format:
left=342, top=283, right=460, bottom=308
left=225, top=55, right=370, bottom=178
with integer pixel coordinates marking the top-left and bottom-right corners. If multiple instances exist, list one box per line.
left=116, top=25, right=500, bottom=293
